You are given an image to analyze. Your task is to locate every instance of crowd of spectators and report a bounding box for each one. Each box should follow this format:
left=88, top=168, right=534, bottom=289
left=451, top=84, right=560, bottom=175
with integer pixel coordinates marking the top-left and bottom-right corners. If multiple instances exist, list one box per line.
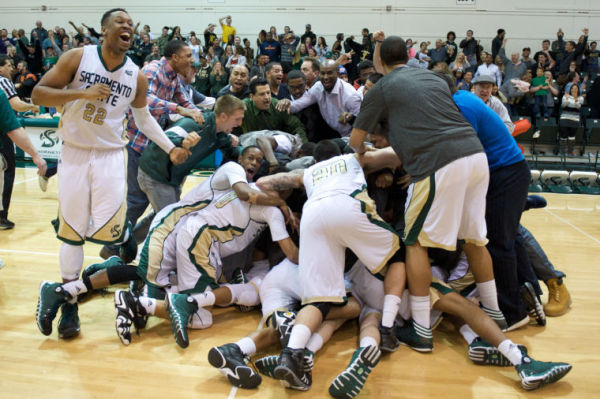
left=1, top=19, right=599, bottom=151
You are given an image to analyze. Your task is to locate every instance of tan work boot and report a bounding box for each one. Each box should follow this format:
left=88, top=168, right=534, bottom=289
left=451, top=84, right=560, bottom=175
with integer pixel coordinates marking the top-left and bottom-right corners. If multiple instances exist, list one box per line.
left=544, top=278, right=571, bottom=316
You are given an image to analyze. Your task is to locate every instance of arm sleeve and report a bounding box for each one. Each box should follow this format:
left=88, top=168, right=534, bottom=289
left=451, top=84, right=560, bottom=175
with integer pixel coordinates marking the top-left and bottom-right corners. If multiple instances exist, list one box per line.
left=212, top=162, right=247, bottom=190
left=130, top=105, right=176, bottom=154
left=499, top=48, right=510, bottom=65
left=346, top=90, right=363, bottom=115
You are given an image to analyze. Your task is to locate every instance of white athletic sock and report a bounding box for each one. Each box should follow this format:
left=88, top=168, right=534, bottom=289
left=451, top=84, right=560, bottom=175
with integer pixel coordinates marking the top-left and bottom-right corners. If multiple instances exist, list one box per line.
left=498, top=339, right=523, bottom=366
left=381, top=294, right=402, bottom=328
left=287, top=324, right=312, bottom=350
left=225, top=283, right=260, bottom=306
left=62, top=280, right=87, bottom=297
left=236, top=337, right=257, bottom=356
left=360, top=336, right=379, bottom=348
left=59, top=243, right=84, bottom=281
left=138, top=296, right=157, bottom=315
left=477, top=280, right=500, bottom=312
left=306, top=333, right=324, bottom=353
left=459, top=324, right=478, bottom=345
left=410, top=295, right=431, bottom=330
left=190, top=291, right=216, bottom=307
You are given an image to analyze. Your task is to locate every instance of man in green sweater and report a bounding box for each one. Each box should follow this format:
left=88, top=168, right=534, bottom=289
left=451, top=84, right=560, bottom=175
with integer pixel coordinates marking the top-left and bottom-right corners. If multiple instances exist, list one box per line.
left=234, top=78, right=307, bottom=143
left=137, top=94, right=243, bottom=214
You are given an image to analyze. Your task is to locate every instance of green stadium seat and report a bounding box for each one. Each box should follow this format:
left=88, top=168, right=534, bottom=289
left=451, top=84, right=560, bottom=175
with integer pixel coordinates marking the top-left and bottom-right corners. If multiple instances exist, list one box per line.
left=529, top=169, right=543, bottom=192
left=569, top=171, right=600, bottom=194
left=540, top=170, right=572, bottom=193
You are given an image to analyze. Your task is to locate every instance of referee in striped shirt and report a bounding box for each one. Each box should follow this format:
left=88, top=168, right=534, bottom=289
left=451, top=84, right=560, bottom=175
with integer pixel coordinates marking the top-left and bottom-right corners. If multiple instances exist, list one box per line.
left=0, top=55, right=40, bottom=229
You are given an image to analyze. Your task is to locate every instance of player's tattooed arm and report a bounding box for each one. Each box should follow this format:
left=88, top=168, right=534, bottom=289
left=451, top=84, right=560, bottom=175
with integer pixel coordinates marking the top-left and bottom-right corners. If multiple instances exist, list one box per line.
left=256, top=169, right=305, bottom=192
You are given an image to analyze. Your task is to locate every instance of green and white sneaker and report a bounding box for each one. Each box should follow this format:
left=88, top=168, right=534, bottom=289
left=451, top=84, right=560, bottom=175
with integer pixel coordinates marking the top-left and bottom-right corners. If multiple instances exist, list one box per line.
left=396, top=320, right=433, bottom=352
left=481, top=305, right=509, bottom=331
left=57, top=302, right=80, bottom=339
left=255, top=355, right=279, bottom=378
left=36, top=281, right=71, bottom=336
left=208, top=343, right=262, bottom=389
left=516, top=356, right=572, bottom=390
left=468, top=338, right=528, bottom=366
left=329, top=345, right=382, bottom=398
left=166, top=293, right=198, bottom=348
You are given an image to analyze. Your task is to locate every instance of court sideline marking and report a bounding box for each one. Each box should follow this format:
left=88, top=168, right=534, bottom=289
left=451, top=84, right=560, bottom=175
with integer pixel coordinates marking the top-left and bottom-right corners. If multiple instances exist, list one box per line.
left=227, top=386, right=237, bottom=399
left=0, top=248, right=101, bottom=260
left=543, top=208, right=600, bottom=245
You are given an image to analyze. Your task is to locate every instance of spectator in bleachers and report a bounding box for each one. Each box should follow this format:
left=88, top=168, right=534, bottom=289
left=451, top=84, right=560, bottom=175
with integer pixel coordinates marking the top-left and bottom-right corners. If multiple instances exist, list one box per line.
left=242, top=38, right=254, bottom=66
left=217, top=64, right=250, bottom=99
left=220, top=45, right=233, bottom=69
left=188, top=36, right=201, bottom=63
left=533, top=39, right=556, bottom=71
left=586, top=41, right=599, bottom=76
left=250, top=54, right=269, bottom=80
left=280, top=33, right=298, bottom=73
left=491, top=28, right=505, bottom=61
left=30, top=20, right=48, bottom=45
left=209, top=61, right=228, bottom=96
left=449, top=51, right=470, bottom=73
left=193, top=55, right=212, bottom=96
left=282, top=59, right=362, bottom=137
left=14, top=60, right=37, bottom=99
left=530, top=67, right=550, bottom=118
left=354, top=60, right=374, bottom=91
left=559, top=84, right=584, bottom=155
left=472, top=74, right=514, bottom=133
left=301, top=24, right=316, bottom=47
left=428, top=39, right=449, bottom=65
left=168, top=26, right=185, bottom=42
left=203, top=23, right=217, bottom=50
left=16, top=31, right=42, bottom=75
left=332, top=33, right=344, bottom=59
left=531, top=52, right=552, bottom=74
left=543, top=71, right=560, bottom=116
left=492, top=83, right=508, bottom=105
left=521, top=47, right=535, bottom=69
left=226, top=45, right=247, bottom=70
left=285, top=69, right=339, bottom=142
left=460, top=29, right=478, bottom=65
left=457, top=70, right=473, bottom=91
left=498, top=38, right=529, bottom=105
left=157, top=26, right=169, bottom=56
left=260, top=32, right=281, bottom=62
left=133, top=32, right=152, bottom=67
left=265, top=62, right=289, bottom=100
left=416, top=42, right=431, bottom=69
left=445, top=31, right=458, bottom=63
left=557, top=28, right=588, bottom=86
left=300, top=56, right=320, bottom=88
left=475, top=52, right=502, bottom=87
left=145, top=44, right=160, bottom=65
left=315, top=37, right=329, bottom=63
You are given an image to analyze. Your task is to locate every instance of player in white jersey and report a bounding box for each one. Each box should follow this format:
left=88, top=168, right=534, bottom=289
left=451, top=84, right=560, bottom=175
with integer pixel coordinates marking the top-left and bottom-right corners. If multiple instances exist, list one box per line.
left=256, top=140, right=404, bottom=390
left=35, top=146, right=293, bottom=339
left=32, top=8, right=194, bottom=339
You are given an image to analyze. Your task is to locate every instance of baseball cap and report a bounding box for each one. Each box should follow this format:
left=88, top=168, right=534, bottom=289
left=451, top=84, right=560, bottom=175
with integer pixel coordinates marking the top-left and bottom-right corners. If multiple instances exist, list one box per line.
left=472, top=74, right=496, bottom=85
left=306, top=24, right=311, bottom=29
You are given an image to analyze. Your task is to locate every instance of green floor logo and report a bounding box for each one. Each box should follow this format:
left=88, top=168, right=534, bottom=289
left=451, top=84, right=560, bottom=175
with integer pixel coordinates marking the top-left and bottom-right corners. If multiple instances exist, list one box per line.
left=40, top=129, right=59, bottom=148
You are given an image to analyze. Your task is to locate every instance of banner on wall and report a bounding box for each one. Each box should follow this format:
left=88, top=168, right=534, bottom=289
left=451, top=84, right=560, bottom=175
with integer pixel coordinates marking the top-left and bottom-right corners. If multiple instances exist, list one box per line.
left=20, top=126, right=62, bottom=160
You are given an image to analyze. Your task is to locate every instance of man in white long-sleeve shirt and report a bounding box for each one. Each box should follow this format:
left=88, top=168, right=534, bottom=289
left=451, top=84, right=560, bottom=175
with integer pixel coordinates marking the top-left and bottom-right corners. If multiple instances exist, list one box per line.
left=277, top=60, right=362, bottom=137
left=474, top=53, right=502, bottom=87
left=472, top=75, right=514, bottom=134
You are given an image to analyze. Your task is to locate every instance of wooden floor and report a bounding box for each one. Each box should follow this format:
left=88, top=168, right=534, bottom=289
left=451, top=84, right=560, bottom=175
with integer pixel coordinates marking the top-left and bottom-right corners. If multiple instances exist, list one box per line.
left=1, top=167, right=599, bottom=399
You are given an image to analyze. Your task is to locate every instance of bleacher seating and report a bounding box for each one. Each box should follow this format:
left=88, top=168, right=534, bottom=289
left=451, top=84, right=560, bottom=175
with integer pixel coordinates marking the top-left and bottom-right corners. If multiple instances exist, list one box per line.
left=540, top=170, right=572, bottom=193
left=569, top=171, right=600, bottom=194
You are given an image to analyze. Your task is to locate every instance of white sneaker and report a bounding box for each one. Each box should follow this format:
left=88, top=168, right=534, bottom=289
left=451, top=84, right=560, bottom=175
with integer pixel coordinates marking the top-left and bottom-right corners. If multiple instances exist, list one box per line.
left=38, top=175, right=49, bottom=192
left=532, top=130, right=541, bottom=139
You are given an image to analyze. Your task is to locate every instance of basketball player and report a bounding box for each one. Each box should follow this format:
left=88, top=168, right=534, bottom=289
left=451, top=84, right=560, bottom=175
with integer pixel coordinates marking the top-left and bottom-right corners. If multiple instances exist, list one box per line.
left=114, top=177, right=298, bottom=348
left=32, top=8, right=200, bottom=339
left=35, top=146, right=291, bottom=340
left=255, top=140, right=404, bottom=390
left=208, top=257, right=360, bottom=389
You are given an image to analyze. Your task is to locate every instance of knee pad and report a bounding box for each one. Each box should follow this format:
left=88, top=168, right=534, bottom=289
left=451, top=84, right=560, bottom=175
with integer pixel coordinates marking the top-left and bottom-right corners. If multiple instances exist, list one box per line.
left=188, top=307, right=213, bottom=329
left=310, top=302, right=332, bottom=319
left=223, top=283, right=260, bottom=307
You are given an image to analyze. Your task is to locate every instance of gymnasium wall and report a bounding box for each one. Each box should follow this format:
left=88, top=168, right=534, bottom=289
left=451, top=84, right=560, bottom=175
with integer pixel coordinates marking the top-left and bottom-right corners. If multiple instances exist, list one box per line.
left=1, top=0, right=598, bottom=54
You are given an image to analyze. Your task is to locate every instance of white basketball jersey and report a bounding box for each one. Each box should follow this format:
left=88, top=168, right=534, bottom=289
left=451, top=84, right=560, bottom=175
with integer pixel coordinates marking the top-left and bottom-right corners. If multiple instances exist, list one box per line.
left=60, top=45, right=138, bottom=149
left=303, top=153, right=367, bottom=202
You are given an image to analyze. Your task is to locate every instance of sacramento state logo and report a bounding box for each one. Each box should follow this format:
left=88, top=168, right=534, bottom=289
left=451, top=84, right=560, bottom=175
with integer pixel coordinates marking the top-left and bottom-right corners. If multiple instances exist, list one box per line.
left=39, top=129, right=59, bottom=148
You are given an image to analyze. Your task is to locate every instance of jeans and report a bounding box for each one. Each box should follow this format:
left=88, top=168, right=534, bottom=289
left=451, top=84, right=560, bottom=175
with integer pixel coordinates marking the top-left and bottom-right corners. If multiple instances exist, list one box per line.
left=533, top=95, right=549, bottom=118
left=519, top=225, right=566, bottom=283
left=126, top=146, right=149, bottom=227
left=137, top=168, right=181, bottom=213
left=486, top=160, right=531, bottom=325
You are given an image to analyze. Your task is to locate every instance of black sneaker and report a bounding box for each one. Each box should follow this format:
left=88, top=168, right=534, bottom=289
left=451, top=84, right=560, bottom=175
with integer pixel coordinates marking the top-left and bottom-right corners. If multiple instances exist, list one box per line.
left=521, top=282, right=546, bottom=326
left=0, top=218, right=15, bottom=230
left=271, top=310, right=297, bottom=348
left=379, top=324, right=400, bottom=353
left=274, top=347, right=312, bottom=391
left=208, top=343, right=262, bottom=389
left=58, top=302, right=80, bottom=339
left=114, top=289, right=147, bottom=345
